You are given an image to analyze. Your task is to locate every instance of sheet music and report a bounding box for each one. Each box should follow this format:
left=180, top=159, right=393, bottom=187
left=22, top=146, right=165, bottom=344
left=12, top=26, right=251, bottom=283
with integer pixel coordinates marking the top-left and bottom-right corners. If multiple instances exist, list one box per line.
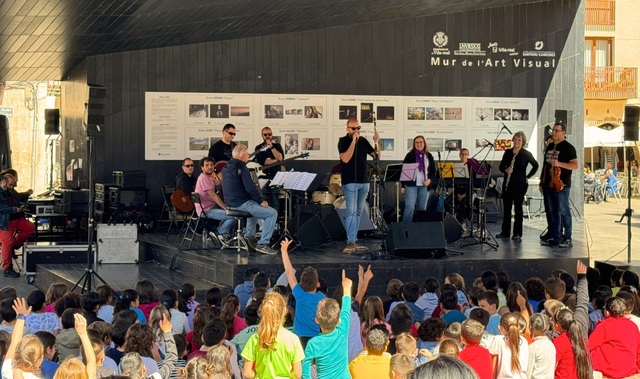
left=271, top=171, right=317, bottom=191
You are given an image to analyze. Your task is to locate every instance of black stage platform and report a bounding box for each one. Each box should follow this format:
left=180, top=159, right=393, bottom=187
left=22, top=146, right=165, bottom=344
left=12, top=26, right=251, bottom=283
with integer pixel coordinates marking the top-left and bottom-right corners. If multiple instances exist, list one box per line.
left=31, top=219, right=587, bottom=297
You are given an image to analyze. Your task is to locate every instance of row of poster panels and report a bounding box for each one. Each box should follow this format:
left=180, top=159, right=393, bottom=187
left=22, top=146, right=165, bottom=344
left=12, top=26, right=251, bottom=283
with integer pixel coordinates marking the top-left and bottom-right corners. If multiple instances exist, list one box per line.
left=145, top=92, right=537, bottom=161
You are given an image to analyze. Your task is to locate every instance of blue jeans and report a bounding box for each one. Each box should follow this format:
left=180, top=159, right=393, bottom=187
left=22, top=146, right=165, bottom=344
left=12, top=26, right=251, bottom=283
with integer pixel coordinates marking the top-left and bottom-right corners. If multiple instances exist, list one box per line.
left=343, top=183, right=370, bottom=244
left=544, top=187, right=572, bottom=242
left=402, top=186, right=430, bottom=222
left=203, top=208, right=235, bottom=235
left=235, top=200, right=278, bottom=245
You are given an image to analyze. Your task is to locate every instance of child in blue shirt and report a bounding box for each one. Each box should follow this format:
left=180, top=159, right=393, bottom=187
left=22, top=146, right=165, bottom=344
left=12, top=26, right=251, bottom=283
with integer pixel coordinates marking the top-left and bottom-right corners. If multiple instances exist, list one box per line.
left=281, top=238, right=325, bottom=348
left=302, top=269, right=352, bottom=379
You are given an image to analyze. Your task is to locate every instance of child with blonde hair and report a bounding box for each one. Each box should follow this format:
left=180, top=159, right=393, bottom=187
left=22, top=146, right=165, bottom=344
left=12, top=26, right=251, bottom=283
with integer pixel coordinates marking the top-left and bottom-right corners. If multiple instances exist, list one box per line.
left=2, top=297, right=44, bottom=379
left=489, top=312, right=528, bottom=379
left=207, top=344, right=233, bottom=379
left=241, top=291, right=304, bottom=378
left=527, top=313, right=555, bottom=379
left=177, top=357, right=211, bottom=379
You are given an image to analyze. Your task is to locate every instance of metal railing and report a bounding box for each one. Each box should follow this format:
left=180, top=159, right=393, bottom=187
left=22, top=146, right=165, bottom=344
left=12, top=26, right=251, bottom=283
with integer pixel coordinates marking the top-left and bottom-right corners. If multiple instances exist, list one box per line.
left=585, top=66, right=637, bottom=99
left=585, top=0, right=615, bottom=31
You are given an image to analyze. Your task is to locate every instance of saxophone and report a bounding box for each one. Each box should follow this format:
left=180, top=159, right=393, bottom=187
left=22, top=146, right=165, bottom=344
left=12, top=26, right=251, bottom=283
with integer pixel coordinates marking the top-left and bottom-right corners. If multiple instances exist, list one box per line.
left=504, top=151, right=517, bottom=191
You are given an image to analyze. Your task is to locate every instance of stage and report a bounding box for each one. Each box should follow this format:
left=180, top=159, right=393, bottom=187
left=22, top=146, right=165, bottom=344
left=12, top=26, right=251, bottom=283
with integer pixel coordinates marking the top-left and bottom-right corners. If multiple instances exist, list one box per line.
left=30, top=215, right=588, bottom=297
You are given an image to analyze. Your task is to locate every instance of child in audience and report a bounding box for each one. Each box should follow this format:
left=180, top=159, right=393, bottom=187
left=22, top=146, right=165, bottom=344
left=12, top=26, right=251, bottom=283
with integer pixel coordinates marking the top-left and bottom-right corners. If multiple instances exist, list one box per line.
left=588, top=290, right=608, bottom=333
left=544, top=277, right=566, bottom=302
left=232, top=301, right=260, bottom=368
left=416, top=317, right=446, bottom=363
left=281, top=238, right=325, bottom=349
left=96, top=285, right=114, bottom=324
left=348, top=327, right=391, bottom=379
left=87, top=322, right=118, bottom=373
left=445, top=272, right=470, bottom=313
left=526, top=313, right=555, bottom=379
left=166, top=334, right=188, bottom=376
left=149, top=305, right=171, bottom=356
left=394, top=332, right=418, bottom=365
left=161, top=289, right=190, bottom=335
left=478, top=290, right=501, bottom=335
left=390, top=354, right=414, bottom=379
left=187, top=319, right=242, bottom=378
left=617, top=291, right=640, bottom=331
left=459, top=319, right=492, bottom=379
left=481, top=270, right=506, bottom=307
left=468, top=307, right=495, bottom=349
left=360, top=296, right=393, bottom=346
left=302, top=269, right=352, bottom=379
left=444, top=322, right=462, bottom=347
left=177, top=357, right=211, bottom=379
left=489, top=312, right=528, bottom=378
left=119, top=314, right=177, bottom=379
left=114, top=289, right=146, bottom=323
left=135, top=280, right=160, bottom=320
left=0, top=298, right=31, bottom=336
left=383, top=279, right=403, bottom=316
left=439, top=289, right=467, bottom=325
left=437, top=339, right=459, bottom=358
left=205, top=287, right=223, bottom=311
left=524, top=277, right=546, bottom=312
left=241, top=292, right=304, bottom=379
left=589, top=297, right=640, bottom=378
left=178, top=283, right=199, bottom=330
left=206, top=344, right=234, bottom=379
left=234, top=267, right=259, bottom=314
left=25, top=290, right=60, bottom=335
left=81, top=291, right=104, bottom=325
left=386, top=282, right=424, bottom=324
left=415, top=277, right=440, bottom=320
left=52, top=313, right=97, bottom=379
left=3, top=298, right=46, bottom=378
left=35, top=331, right=60, bottom=379
left=551, top=307, right=589, bottom=379
left=105, top=321, right=130, bottom=365
left=220, top=294, right=246, bottom=340
left=610, top=269, right=624, bottom=296
left=44, top=283, right=68, bottom=313
left=123, top=323, right=161, bottom=375
left=388, top=303, right=414, bottom=354
left=56, top=308, right=81, bottom=360
left=186, top=306, right=217, bottom=353
left=83, top=331, right=116, bottom=378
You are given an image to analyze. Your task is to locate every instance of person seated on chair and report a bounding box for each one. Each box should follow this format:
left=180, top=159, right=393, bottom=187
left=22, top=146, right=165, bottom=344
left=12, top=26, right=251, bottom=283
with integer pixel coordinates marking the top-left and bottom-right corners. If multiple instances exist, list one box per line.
left=0, top=172, right=35, bottom=278
left=195, top=157, right=235, bottom=244
left=175, top=158, right=198, bottom=194
left=0, top=169, right=33, bottom=201
left=221, top=145, right=278, bottom=255
left=444, top=186, right=472, bottom=224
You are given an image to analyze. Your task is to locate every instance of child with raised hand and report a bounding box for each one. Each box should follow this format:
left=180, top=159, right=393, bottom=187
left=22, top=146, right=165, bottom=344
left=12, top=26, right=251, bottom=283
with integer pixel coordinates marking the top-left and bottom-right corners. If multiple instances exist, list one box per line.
left=241, top=292, right=304, bottom=379
left=280, top=238, right=325, bottom=349
left=53, top=313, right=97, bottom=379
left=527, top=313, right=555, bottom=379
left=489, top=312, right=529, bottom=379
left=2, top=297, right=43, bottom=379
left=302, top=269, right=352, bottom=379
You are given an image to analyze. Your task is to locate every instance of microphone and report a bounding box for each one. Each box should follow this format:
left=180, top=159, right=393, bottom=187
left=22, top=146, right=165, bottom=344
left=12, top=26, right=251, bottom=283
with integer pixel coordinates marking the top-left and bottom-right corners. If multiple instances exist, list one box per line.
left=483, top=139, right=494, bottom=147
left=500, top=122, right=513, bottom=134
left=437, top=150, right=441, bottom=161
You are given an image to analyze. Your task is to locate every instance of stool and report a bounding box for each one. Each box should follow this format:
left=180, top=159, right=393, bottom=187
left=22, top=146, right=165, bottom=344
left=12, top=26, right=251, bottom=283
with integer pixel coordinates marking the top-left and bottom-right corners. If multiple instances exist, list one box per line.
left=224, top=209, right=252, bottom=252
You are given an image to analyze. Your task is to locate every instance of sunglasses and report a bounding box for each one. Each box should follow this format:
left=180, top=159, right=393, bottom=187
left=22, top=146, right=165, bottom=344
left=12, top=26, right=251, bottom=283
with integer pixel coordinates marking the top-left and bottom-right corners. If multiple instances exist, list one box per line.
left=226, top=130, right=236, bottom=136
left=263, top=133, right=272, bottom=137
left=350, top=127, right=361, bottom=131
left=183, top=164, right=194, bottom=168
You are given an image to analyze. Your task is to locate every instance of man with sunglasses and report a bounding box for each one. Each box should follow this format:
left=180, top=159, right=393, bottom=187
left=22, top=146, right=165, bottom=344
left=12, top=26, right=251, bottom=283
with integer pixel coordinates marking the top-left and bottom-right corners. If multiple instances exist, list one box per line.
left=254, top=127, right=285, bottom=214
left=540, top=122, right=578, bottom=248
left=208, top=123, right=237, bottom=163
left=175, top=157, right=198, bottom=194
left=338, top=117, right=380, bottom=254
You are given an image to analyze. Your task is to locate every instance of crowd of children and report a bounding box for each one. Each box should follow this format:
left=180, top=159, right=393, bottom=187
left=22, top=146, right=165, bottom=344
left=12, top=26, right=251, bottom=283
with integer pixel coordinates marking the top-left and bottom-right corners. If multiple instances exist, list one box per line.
left=1, top=245, right=640, bottom=379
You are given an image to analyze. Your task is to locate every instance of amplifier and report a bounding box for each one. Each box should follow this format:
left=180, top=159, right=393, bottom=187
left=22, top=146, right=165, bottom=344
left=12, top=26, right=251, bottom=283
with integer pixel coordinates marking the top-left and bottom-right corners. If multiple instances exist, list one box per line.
left=95, top=183, right=120, bottom=193
left=109, top=187, right=148, bottom=209
left=113, top=171, right=146, bottom=188
left=53, top=189, right=89, bottom=213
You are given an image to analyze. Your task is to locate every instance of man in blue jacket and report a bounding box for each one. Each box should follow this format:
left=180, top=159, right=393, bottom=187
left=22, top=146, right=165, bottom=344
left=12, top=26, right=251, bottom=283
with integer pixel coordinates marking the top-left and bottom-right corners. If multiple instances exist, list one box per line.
left=221, top=145, right=278, bottom=255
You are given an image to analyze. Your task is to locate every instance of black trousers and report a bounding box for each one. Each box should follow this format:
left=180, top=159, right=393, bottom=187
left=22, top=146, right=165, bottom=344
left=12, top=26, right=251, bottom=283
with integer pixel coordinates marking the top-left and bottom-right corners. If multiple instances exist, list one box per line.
left=501, top=184, right=527, bottom=236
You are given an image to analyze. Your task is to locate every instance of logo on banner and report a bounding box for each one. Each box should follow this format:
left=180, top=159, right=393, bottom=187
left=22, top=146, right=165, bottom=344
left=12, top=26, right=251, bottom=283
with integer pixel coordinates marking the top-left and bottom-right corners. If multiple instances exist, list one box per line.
left=432, top=32, right=450, bottom=55
left=454, top=42, right=486, bottom=56
left=523, top=40, right=556, bottom=57
left=487, top=42, right=518, bottom=56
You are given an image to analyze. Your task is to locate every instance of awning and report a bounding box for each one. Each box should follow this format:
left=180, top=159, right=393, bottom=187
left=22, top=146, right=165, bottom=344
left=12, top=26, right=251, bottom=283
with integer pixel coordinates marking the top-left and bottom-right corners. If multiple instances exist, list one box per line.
left=584, top=99, right=626, bottom=127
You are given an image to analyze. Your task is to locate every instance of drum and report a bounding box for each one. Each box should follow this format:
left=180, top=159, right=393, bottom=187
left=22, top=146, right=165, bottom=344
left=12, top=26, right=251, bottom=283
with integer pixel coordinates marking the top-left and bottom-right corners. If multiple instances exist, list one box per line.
left=333, top=197, right=345, bottom=209
left=312, top=191, right=336, bottom=205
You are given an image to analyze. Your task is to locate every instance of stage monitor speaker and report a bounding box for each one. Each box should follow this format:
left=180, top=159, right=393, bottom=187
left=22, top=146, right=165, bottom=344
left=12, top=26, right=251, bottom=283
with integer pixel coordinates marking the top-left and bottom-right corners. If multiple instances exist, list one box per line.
left=290, top=213, right=329, bottom=248
left=335, top=205, right=375, bottom=232
left=85, top=85, right=106, bottom=127
left=624, top=105, right=640, bottom=141
left=302, top=204, right=346, bottom=240
left=387, top=222, right=446, bottom=259
left=554, top=109, right=573, bottom=134
left=443, top=214, right=464, bottom=243
left=44, top=109, right=60, bottom=135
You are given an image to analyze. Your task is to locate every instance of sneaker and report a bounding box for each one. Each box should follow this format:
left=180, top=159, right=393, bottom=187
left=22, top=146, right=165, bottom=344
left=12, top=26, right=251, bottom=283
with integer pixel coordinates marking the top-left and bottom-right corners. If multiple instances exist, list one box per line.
left=245, top=236, right=258, bottom=251
left=511, top=235, right=521, bottom=241
left=558, top=239, right=573, bottom=248
left=218, top=233, right=233, bottom=245
left=255, top=244, right=278, bottom=255
left=343, top=243, right=357, bottom=254
left=496, top=233, right=510, bottom=239
left=541, top=238, right=558, bottom=246
left=354, top=242, right=369, bottom=252
left=3, top=268, right=19, bottom=278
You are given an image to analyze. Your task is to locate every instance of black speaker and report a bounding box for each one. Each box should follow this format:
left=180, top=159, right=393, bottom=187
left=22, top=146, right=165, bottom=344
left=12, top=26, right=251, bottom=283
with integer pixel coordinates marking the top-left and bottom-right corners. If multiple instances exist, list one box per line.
left=443, top=214, right=463, bottom=243
left=85, top=85, right=106, bottom=127
left=0, top=115, right=10, bottom=170
left=302, top=204, right=346, bottom=240
left=624, top=105, right=640, bottom=141
left=554, top=109, right=573, bottom=134
left=290, top=213, right=329, bottom=247
left=387, top=222, right=446, bottom=259
left=44, top=109, right=60, bottom=135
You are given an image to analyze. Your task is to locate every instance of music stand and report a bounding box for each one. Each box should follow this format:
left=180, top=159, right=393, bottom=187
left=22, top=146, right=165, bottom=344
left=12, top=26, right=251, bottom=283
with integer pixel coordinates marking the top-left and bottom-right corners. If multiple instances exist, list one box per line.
left=385, top=164, right=403, bottom=222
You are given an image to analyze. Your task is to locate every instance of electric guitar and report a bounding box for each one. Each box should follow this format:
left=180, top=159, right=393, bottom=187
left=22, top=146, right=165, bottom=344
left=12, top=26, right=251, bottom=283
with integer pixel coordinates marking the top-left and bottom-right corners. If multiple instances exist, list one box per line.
left=246, top=152, right=310, bottom=178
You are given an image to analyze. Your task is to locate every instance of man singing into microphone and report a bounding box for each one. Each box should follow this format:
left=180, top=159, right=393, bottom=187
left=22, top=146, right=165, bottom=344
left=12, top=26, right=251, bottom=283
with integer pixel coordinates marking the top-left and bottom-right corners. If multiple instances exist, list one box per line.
left=254, top=127, right=285, bottom=213
left=338, top=117, right=380, bottom=254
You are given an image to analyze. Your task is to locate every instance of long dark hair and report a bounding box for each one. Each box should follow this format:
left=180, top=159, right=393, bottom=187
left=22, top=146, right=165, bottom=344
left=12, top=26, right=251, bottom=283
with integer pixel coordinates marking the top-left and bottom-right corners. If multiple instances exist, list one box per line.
left=178, top=283, right=195, bottom=313
left=555, top=308, right=590, bottom=379
left=114, top=289, right=139, bottom=315
left=220, top=295, right=240, bottom=339
left=506, top=282, right=533, bottom=315
left=134, top=280, right=159, bottom=304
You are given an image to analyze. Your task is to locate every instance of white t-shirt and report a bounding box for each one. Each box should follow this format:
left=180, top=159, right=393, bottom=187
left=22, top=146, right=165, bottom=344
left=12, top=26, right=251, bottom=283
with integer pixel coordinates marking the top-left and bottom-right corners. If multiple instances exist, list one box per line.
left=489, top=335, right=529, bottom=379
left=527, top=335, right=556, bottom=379
left=1, top=359, right=43, bottom=379
left=170, top=309, right=191, bottom=335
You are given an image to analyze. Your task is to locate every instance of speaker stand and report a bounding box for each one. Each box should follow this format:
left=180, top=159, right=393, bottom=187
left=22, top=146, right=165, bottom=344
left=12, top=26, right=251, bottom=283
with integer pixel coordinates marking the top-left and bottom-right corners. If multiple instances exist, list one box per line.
left=463, top=197, right=498, bottom=250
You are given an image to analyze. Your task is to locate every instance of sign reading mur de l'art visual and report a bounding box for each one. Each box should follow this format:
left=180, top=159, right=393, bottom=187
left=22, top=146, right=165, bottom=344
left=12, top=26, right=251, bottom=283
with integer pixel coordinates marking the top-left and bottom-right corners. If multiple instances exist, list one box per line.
left=428, top=31, right=557, bottom=69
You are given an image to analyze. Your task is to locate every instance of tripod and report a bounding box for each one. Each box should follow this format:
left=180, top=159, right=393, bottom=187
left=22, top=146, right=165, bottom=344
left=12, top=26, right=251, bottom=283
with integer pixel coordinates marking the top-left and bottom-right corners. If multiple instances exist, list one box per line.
left=72, top=124, right=110, bottom=293
left=464, top=143, right=498, bottom=250
left=361, top=155, right=393, bottom=260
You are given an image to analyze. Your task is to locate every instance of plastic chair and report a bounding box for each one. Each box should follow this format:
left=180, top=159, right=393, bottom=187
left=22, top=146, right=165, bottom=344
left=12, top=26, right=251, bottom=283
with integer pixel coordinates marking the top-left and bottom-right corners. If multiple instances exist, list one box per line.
left=606, top=175, right=622, bottom=203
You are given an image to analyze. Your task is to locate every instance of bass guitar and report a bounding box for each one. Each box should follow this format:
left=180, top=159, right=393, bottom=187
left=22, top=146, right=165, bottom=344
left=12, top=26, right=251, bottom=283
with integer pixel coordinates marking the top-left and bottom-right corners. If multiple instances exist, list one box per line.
left=170, top=189, right=195, bottom=213
left=246, top=152, right=310, bottom=178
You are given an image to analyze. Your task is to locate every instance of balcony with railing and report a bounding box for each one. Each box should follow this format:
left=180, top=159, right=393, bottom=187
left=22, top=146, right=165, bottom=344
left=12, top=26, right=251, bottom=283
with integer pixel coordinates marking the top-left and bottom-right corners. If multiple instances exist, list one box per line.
left=585, top=66, right=637, bottom=99
left=586, top=0, right=615, bottom=32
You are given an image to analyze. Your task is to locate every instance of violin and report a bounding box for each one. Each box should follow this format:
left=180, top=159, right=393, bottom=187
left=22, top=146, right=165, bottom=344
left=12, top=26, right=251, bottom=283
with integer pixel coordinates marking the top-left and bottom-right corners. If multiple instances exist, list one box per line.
left=549, top=147, right=564, bottom=192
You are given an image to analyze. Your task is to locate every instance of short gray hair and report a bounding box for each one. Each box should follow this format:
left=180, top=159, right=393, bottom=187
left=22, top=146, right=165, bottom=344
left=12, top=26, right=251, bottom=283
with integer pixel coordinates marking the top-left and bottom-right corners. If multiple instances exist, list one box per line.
left=232, top=144, right=248, bottom=159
